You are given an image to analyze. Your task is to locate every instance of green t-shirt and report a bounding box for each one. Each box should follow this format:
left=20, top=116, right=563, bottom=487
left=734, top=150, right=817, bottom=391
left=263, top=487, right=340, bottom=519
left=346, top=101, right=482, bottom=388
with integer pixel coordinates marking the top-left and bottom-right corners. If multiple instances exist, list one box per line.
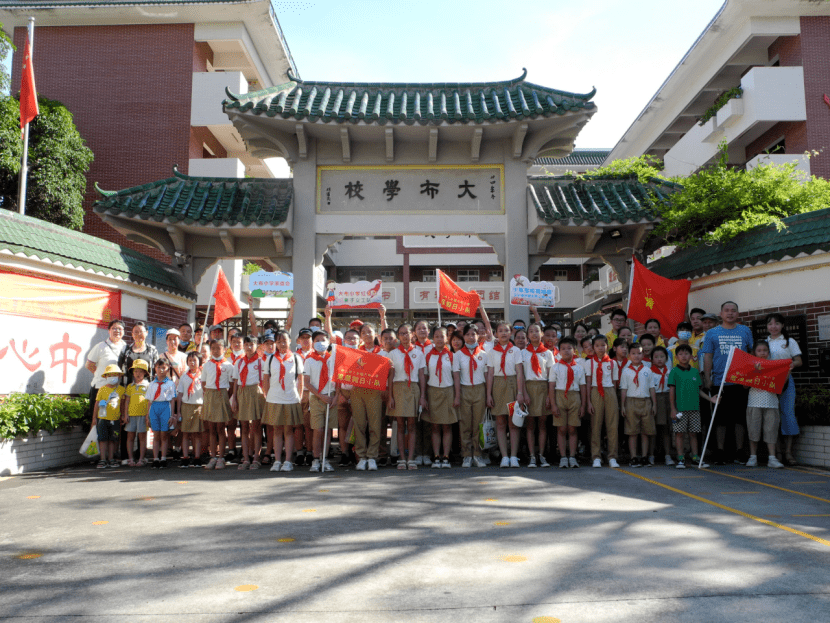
left=668, top=365, right=703, bottom=412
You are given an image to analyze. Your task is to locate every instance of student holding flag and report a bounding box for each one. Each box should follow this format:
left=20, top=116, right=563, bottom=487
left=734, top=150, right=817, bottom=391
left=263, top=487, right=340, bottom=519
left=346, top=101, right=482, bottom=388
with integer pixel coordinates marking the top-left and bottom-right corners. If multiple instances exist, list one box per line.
left=304, top=330, right=338, bottom=473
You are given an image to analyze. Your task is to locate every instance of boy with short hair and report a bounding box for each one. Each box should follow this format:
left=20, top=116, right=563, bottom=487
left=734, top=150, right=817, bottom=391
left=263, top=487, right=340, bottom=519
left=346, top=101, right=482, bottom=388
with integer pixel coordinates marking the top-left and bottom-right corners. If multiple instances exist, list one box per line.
left=619, top=343, right=656, bottom=468
left=586, top=335, right=620, bottom=469
left=669, top=344, right=718, bottom=468
left=548, top=337, right=587, bottom=469
left=637, top=333, right=656, bottom=364
left=650, top=346, right=673, bottom=466
left=94, top=364, right=125, bottom=468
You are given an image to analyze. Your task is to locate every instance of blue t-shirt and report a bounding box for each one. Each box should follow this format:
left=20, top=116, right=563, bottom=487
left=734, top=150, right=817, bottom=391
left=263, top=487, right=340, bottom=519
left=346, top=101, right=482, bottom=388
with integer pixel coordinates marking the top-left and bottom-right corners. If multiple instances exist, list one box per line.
left=700, top=324, right=753, bottom=385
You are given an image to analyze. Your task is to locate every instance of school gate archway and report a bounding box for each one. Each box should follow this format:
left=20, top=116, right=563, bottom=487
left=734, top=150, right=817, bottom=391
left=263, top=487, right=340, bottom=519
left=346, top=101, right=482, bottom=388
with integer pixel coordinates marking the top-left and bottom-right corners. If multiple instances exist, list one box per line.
left=95, top=71, right=667, bottom=332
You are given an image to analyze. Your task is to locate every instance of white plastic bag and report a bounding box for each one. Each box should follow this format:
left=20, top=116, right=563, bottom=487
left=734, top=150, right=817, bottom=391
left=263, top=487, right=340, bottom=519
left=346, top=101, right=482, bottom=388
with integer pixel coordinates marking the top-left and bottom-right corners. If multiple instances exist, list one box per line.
left=79, top=426, right=99, bottom=459
left=479, top=409, right=497, bottom=450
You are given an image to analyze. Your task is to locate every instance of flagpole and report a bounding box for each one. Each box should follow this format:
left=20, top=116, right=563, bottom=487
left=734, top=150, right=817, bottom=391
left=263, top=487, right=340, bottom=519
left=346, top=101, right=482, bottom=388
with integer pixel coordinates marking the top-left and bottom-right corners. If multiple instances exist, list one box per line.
left=17, top=17, right=34, bottom=216
left=199, top=266, right=221, bottom=349
left=321, top=345, right=335, bottom=474
left=436, top=269, right=442, bottom=325
left=698, top=345, right=735, bottom=469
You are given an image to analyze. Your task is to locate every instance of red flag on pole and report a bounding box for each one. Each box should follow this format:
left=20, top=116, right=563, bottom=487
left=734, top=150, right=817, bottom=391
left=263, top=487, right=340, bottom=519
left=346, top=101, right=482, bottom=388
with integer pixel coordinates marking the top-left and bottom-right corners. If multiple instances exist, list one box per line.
left=333, top=346, right=392, bottom=391
left=724, top=348, right=791, bottom=395
left=438, top=269, right=480, bottom=317
left=211, top=266, right=241, bottom=325
left=19, top=32, right=38, bottom=134
left=627, top=256, right=691, bottom=338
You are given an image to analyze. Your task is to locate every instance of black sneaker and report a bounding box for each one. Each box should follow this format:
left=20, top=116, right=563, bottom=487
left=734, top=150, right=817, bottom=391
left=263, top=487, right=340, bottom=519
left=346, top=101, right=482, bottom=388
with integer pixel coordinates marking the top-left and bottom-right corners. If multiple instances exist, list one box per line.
left=192, top=458, right=202, bottom=468
left=642, top=458, right=653, bottom=468
left=389, top=456, right=399, bottom=467
left=179, top=457, right=190, bottom=469
left=714, top=450, right=727, bottom=466
left=339, top=452, right=351, bottom=467
left=159, top=459, right=167, bottom=469
left=224, top=452, right=235, bottom=463
left=152, top=459, right=160, bottom=469
left=629, top=456, right=641, bottom=468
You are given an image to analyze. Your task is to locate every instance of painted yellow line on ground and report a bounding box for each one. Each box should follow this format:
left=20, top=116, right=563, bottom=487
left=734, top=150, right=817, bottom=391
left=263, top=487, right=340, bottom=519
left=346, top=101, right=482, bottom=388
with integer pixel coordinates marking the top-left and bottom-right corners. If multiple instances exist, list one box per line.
left=619, top=469, right=830, bottom=548
left=792, top=481, right=826, bottom=485
left=706, top=470, right=830, bottom=504
left=722, top=491, right=760, bottom=494
left=783, top=466, right=830, bottom=478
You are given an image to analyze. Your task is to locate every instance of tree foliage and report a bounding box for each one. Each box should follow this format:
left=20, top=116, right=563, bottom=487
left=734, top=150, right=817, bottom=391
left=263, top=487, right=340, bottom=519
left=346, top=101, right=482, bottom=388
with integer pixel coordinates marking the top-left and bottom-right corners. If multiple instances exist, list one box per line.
left=576, top=154, right=666, bottom=184
left=0, top=23, right=12, bottom=95
left=0, top=95, right=94, bottom=230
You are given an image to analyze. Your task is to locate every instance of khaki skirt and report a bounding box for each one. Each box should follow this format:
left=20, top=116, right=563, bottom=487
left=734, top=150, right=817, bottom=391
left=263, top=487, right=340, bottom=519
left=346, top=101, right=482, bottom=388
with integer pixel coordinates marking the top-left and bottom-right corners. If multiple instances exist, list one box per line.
left=263, top=401, right=302, bottom=427
left=202, top=388, right=231, bottom=423
left=525, top=380, right=550, bottom=418
left=425, top=386, right=458, bottom=424
left=180, top=403, right=204, bottom=433
left=390, top=381, right=419, bottom=418
left=236, top=383, right=265, bottom=422
left=491, top=375, right=517, bottom=416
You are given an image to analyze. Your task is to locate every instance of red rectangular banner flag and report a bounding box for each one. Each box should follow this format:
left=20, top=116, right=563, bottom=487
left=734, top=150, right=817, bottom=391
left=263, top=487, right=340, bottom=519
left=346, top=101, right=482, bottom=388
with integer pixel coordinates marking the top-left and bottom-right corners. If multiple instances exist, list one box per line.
left=438, top=269, right=480, bottom=317
left=627, top=256, right=691, bottom=338
left=725, top=348, right=791, bottom=395
left=212, top=266, right=241, bottom=325
left=19, top=32, right=38, bottom=133
left=333, top=346, right=392, bottom=392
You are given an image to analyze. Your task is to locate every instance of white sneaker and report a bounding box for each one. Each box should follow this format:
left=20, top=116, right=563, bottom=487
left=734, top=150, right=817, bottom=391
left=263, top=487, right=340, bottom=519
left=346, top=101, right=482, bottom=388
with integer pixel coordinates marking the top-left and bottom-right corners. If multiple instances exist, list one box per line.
left=415, top=455, right=424, bottom=466
left=422, top=455, right=432, bottom=466
left=309, top=459, right=320, bottom=473
left=442, top=458, right=451, bottom=469
left=569, top=457, right=579, bottom=469
left=746, top=455, right=758, bottom=467
left=205, top=457, right=218, bottom=470
left=473, top=456, right=487, bottom=468
left=539, top=455, right=550, bottom=468
left=648, top=455, right=656, bottom=466
left=768, top=456, right=783, bottom=469
left=592, top=458, right=602, bottom=468
left=270, top=461, right=282, bottom=472
left=528, top=455, right=537, bottom=468
left=609, top=458, right=620, bottom=469
left=323, top=460, right=335, bottom=472
left=367, top=459, right=378, bottom=471
left=509, top=456, right=520, bottom=468
left=431, top=458, right=442, bottom=469
left=462, top=457, right=472, bottom=468
left=499, top=456, right=510, bottom=468
left=280, top=461, right=293, bottom=472
left=483, top=454, right=492, bottom=465
left=665, top=455, right=675, bottom=466
left=559, top=457, right=569, bottom=469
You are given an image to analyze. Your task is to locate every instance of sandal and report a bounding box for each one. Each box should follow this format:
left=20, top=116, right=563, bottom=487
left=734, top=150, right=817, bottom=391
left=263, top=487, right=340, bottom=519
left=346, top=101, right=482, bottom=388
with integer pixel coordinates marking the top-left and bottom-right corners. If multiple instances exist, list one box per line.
left=250, top=461, right=262, bottom=470
left=397, top=460, right=407, bottom=470
left=96, top=460, right=108, bottom=469
left=237, top=461, right=250, bottom=470
left=127, top=459, right=136, bottom=467
left=407, top=460, right=418, bottom=470
left=135, top=458, right=147, bottom=467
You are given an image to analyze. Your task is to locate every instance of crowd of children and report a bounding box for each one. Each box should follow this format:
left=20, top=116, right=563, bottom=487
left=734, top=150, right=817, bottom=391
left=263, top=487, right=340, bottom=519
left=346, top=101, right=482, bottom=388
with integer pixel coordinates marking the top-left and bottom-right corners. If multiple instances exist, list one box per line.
left=85, top=299, right=800, bottom=473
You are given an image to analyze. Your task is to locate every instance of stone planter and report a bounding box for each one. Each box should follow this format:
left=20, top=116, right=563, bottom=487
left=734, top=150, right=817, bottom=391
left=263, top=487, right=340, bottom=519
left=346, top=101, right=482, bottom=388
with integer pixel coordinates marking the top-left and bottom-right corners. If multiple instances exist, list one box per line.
left=793, top=425, right=830, bottom=468
left=0, top=425, right=89, bottom=476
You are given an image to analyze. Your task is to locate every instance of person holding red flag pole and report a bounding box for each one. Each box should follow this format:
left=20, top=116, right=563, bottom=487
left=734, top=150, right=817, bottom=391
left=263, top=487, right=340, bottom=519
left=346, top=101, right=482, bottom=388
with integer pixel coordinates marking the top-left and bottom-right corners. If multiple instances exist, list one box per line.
left=304, top=330, right=339, bottom=473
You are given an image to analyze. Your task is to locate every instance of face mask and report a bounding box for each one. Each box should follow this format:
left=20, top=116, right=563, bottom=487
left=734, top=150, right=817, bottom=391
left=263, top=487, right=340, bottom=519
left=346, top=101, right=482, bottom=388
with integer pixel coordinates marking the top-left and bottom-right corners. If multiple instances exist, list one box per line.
left=678, top=331, right=692, bottom=340
left=232, top=349, right=244, bottom=356
left=106, top=376, right=119, bottom=386
left=345, top=342, right=357, bottom=349
left=313, top=341, right=329, bottom=353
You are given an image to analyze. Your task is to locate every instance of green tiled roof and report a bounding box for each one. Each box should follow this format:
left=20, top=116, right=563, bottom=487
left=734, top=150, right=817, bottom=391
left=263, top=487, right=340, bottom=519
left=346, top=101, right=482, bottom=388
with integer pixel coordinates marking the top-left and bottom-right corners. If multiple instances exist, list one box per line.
left=528, top=175, right=678, bottom=225
left=223, top=69, right=596, bottom=126
left=535, top=149, right=611, bottom=166
left=94, top=169, right=293, bottom=227
left=650, top=208, right=830, bottom=280
left=0, top=209, right=196, bottom=300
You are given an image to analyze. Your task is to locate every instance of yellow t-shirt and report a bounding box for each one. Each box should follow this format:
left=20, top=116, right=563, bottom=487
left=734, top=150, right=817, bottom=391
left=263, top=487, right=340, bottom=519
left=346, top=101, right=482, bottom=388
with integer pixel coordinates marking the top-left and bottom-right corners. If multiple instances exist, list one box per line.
left=95, top=385, right=125, bottom=421
left=605, top=330, right=618, bottom=346
left=668, top=343, right=699, bottom=369
left=125, top=381, right=150, bottom=417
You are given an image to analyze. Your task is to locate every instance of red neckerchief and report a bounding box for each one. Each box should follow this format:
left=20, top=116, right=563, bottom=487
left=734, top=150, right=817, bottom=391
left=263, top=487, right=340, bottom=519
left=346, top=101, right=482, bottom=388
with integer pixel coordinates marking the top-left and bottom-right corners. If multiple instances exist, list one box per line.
left=276, top=351, right=292, bottom=391
left=398, top=344, right=415, bottom=386
left=211, top=358, right=224, bottom=389
left=413, top=339, right=432, bottom=354
left=592, top=355, right=612, bottom=397
left=493, top=342, right=511, bottom=375
left=426, top=347, right=453, bottom=384
left=230, top=352, right=243, bottom=366
left=562, top=359, right=579, bottom=396
left=461, top=344, right=484, bottom=384
left=239, top=354, right=260, bottom=386
left=296, top=348, right=311, bottom=361
left=360, top=344, right=382, bottom=354
left=629, top=363, right=644, bottom=388
left=186, top=370, right=200, bottom=397
left=308, top=351, right=331, bottom=391
left=153, top=379, right=165, bottom=400
left=652, top=364, right=668, bottom=392
left=525, top=343, right=548, bottom=377
left=615, top=358, right=626, bottom=379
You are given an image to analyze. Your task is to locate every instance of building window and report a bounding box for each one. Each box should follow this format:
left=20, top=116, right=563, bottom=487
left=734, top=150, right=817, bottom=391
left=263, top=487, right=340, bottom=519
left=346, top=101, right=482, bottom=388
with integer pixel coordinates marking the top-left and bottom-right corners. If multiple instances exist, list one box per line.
left=380, top=270, right=395, bottom=281
left=489, top=270, right=503, bottom=282
left=423, top=269, right=436, bottom=283
left=457, top=270, right=479, bottom=282
left=553, top=269, right=568, bottom=282
left=350, top=270, right=367, bottom=283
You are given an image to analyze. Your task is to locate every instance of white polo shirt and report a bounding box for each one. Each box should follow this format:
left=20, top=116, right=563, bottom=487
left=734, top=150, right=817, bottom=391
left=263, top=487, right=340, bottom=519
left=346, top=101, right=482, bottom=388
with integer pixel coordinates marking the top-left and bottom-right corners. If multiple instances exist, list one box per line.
left=452, top=345, right=488, bottom=386
left=549, top=360, right=587, bottom=392
left=619, top=365, right=653, bottom=399
left=522, top=347, right=556, bottom=382
left=487, top=344, right=522, bottom=377
left=425, top=348, right=455, bottom=388
left=388, top=346, right=425, bottom=384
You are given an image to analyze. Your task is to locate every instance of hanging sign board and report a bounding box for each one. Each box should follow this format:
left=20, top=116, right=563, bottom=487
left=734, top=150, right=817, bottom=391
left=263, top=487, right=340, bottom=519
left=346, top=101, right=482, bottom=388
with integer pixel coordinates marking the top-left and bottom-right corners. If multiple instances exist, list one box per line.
left=509, top=275, right=559, bottom=308
left=249, top=271, right=293, bottom=298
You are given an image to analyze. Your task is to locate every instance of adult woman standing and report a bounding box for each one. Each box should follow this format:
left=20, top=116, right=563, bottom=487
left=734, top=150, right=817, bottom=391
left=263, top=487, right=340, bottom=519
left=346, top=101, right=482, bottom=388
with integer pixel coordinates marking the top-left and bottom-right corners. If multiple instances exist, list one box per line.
left=85, top=320, right=128, bottom=421
left=765, top=313, right=802, bottom=465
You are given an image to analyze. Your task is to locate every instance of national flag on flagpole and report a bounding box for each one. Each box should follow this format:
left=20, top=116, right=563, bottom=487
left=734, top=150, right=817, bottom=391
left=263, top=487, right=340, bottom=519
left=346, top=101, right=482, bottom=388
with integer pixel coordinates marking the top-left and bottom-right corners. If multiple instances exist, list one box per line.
left=627, top=256, right=691, bottom=338
left=211, top=266, right=241, bottom=325
left=19, top=30, right=38, bottom=134
left=333, top=346, right=392, bottom=392
left=724, top=348, right=791, bottom=395
left=437, top=269, right=481, bottom=318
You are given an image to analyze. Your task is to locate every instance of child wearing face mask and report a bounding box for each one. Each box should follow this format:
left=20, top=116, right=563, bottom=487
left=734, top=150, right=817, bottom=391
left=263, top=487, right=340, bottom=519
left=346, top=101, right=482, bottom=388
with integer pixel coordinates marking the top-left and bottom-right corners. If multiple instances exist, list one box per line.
left=93, top=364, right=126, bottom=469
left=304, top=330, right=339, bottom=473
left=669, top=322, right=698, bottom=369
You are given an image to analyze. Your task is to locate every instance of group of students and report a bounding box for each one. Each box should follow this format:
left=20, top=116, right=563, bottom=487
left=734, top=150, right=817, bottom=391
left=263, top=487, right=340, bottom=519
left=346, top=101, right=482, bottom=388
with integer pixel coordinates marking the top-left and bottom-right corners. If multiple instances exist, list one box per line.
left=87, top=297, right=801, bottom=473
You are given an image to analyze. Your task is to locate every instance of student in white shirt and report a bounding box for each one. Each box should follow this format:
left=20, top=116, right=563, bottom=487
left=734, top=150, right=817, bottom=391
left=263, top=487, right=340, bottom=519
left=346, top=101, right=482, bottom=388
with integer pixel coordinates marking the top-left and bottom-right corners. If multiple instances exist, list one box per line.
left=522, top=323, right=555, bottom=468
left=230, top=336, right=266, bottom=470
left=262, top=330, right=304, bottom=473
left=620, top=343, right=656, bottom=468
left=200, top=339, right=235, bottom=470
left=548, top=337, right=587, bottom=468
left=386, top=324, right=427, bottom=470
left=452, top=323, right=489, bottom=468
left=486, top=322, right=526, bottom=468
left=423, top=327, right=460, bottom=469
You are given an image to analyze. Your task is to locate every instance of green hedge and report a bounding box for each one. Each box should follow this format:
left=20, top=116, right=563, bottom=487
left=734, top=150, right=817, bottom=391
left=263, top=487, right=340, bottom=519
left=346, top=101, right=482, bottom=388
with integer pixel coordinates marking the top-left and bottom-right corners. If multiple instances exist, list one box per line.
left=0, top=394, right=89, bottom=440
left=795, top=384, right=830, bottom=427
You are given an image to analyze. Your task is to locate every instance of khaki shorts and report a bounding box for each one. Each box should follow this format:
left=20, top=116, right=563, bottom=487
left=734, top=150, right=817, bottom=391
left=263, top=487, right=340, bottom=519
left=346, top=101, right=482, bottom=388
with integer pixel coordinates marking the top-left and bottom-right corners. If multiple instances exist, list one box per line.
left=746, top=407, right=780, bottom=444
left=202, top=388, right=231, bottom=423
left=655, top=392, right=671, bottom=426
left=553, top=390, right=581, bottom=427
left=180, top=403, right=204, bottom=433
left=491, top=375, right=517, bottom=416
left=263, top=402, right=302, bottom=427
left=624, top=397, right=656, bottom=436
left=525, top=380, right=550, bottom=418
left=424, top=386, right=458, bottom=425
left=310, top=393, right=337, bottom=430
left=235, top=384, right=264, bottom=422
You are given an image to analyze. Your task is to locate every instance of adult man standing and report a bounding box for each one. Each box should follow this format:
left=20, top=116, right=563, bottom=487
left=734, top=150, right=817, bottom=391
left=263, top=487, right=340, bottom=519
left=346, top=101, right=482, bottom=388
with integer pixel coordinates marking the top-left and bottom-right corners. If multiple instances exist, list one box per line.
left=701, top=301, right=753, bottom=465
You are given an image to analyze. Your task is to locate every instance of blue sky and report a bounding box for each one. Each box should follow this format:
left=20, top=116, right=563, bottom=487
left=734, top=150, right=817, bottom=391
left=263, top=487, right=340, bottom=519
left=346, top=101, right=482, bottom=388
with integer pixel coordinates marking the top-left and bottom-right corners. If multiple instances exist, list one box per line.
left=276, top=0, right=726, bottom=149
